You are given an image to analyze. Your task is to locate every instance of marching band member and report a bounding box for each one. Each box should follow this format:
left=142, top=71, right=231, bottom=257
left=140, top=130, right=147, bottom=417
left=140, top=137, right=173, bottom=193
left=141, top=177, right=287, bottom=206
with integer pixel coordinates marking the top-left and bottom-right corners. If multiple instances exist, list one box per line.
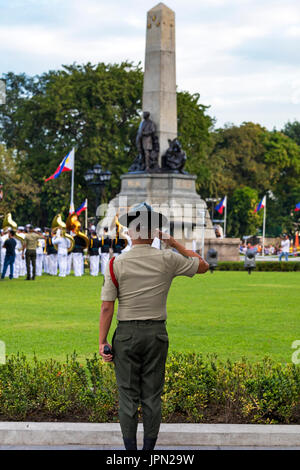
left=72, top=234, right=86, bottom=276
left=89, top=231, right=101, bottom=276
left=52, top=229, right=70, bottom=277
left=18, top=227, right=27, bottom=276
left=35, top=228, right=44, bottom=276
left=13, top=228, right=23, bottom=278
left=46, top=230, right=58, bottom=276
left=100, top=227, right=111, bottom=275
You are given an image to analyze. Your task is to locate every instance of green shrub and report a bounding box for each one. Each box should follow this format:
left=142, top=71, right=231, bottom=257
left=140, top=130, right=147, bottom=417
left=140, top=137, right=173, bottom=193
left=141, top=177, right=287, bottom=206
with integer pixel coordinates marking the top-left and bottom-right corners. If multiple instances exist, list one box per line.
left=218, top=261, right=300, bottom=271
left=0, top=353, right=299, bottom=424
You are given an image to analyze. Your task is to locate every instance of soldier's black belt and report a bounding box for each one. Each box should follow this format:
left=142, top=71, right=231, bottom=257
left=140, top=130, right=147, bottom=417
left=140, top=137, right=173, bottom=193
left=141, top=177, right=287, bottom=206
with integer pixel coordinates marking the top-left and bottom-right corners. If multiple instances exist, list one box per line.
left=118, top=320, right=166, bottom=324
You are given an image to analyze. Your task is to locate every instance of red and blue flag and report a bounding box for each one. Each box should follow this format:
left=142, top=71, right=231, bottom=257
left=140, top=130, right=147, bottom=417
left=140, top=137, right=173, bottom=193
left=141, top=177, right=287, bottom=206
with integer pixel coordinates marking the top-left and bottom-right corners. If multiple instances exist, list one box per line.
left=215, top=196, right=227, bottom=214
left=45, top=148, right=74, bottom=182
left=76, top=200, right=87, bottom=215
left=254, top=195, right=266, bottom=213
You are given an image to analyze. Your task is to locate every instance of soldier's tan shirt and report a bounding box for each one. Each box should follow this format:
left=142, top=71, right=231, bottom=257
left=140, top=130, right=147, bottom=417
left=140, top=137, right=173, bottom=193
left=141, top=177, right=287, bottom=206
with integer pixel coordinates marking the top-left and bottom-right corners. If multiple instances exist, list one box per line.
left=101, top=244, right=199, bottom=321
left=24, top=232, right=41, bottom=250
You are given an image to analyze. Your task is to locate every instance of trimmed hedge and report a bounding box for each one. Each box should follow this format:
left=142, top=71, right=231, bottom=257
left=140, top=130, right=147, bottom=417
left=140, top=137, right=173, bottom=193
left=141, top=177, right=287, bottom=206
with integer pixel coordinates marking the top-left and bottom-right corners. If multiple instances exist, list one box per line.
left=0, top=353, right=299, bottom=424
left=217, top=261, right=300, bottom=271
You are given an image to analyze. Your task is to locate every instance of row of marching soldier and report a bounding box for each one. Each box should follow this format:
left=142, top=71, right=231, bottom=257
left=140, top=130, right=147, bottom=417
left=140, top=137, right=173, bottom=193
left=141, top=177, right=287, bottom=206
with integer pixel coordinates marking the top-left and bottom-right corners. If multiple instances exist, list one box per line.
left=0, top=212, right=134, bottom=280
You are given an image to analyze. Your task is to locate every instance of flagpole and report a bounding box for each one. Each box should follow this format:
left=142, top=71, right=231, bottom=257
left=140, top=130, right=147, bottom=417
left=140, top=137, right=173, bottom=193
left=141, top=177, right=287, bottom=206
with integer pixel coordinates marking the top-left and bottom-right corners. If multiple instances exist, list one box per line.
left=224, top=196, right=227, bottom=238
left=70, top=147, right=75, bottom=213
left=85, top=198, right=88, bottom=234
left=262, top=196, right=266, bottom=257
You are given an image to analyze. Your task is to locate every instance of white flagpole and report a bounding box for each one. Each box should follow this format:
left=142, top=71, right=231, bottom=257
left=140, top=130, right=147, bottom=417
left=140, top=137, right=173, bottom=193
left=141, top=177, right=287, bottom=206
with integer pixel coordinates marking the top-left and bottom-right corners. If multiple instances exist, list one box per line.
left=85, top=198, right=88, bottom=233
left=224, top=196, right=227, bottom=238
left=70, top=148, right=75, bottom=213
left=262, top=196, right=266, bottom=257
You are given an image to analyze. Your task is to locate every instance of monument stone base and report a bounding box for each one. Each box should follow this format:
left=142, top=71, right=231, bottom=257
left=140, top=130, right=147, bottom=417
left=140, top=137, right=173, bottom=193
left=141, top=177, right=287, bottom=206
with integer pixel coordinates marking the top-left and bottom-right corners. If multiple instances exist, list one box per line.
left=99, top=172, right=216, bottom=240
left=204, top=238, right=241, bottom=262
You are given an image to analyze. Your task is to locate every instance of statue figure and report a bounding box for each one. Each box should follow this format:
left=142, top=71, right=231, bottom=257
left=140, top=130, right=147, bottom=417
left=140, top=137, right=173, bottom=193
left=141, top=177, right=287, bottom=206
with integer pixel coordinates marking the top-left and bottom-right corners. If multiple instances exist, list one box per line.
left=161, top=138, right=187, bottom=173
left=129, top=111, right=159, bottom=172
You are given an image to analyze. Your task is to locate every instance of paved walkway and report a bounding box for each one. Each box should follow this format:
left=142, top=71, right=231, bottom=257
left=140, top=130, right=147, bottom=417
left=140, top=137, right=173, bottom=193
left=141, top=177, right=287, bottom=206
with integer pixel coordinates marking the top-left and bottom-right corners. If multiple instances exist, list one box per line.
left=1, top=445, right=300, bottom=450
left=1, top=423, right=300, bottom=448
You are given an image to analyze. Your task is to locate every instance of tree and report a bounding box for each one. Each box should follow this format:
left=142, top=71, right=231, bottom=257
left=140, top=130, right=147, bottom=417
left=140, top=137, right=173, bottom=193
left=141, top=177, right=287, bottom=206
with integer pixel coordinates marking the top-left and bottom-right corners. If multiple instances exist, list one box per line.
left=0, top=145, right=40, bottom=226
left=282, top=120, right=300, bottom=146
left=226, top=186, right=261, bottom=239
left=0, top=63, right=144, bottom=225
left=209, top=123, right=300, bottom=236
left=177, top=91, right=214, bottom=194
left=0, top=64, right=214, bottom=226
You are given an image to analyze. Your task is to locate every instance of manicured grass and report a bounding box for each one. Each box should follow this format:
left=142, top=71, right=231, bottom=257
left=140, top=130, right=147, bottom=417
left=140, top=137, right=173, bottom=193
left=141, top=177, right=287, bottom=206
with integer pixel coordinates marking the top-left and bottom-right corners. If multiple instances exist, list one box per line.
left=0, top=271, right=299, bottom=363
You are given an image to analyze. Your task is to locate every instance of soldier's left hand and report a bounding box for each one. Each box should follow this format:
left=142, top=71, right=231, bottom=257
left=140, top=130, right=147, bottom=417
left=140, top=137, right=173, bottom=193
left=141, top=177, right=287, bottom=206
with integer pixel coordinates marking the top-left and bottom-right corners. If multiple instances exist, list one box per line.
left=99, top=343, right=113, bottom=362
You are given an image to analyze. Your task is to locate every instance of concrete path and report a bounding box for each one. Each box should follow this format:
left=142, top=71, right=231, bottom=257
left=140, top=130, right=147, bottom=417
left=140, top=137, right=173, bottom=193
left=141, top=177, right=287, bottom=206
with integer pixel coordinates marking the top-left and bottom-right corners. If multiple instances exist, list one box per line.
left=0, top=423, right=299, bottom=448
left=1, top=445, right=300, bottom=450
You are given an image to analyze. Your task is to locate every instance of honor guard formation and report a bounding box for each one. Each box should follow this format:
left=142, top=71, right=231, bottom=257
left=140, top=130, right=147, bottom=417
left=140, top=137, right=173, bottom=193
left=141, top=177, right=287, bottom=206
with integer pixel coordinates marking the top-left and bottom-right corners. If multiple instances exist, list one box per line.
left=0, top=211, right=136, bottom=280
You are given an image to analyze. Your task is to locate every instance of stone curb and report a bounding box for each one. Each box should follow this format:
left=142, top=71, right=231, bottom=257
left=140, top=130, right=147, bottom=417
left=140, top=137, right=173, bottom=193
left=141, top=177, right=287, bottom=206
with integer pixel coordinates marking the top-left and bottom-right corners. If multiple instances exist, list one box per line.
left=0, top=423, right=300, bottom=447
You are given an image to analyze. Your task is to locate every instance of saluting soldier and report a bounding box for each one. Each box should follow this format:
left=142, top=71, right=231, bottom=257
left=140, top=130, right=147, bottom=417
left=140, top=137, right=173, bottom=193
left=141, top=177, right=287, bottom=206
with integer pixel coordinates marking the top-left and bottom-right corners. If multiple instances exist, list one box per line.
left=99, top=202, right=209, bottom=451
left=100, top=227, right=111, bottom=275
left=89, top=231, right=101, bottom=276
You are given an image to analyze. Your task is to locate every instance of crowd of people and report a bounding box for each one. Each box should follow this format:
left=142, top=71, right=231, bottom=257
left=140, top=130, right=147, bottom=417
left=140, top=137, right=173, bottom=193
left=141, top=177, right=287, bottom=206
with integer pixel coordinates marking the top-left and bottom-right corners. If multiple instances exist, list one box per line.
left=0, top=223, right=162, bottom=280
left=239, top=234, right=299, bottom=260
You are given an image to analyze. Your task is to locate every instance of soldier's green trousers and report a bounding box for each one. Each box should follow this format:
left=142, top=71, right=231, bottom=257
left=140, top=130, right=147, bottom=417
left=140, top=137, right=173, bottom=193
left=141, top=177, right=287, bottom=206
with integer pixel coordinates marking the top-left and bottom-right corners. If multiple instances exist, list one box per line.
left=112, top=320, right=169, bottom=440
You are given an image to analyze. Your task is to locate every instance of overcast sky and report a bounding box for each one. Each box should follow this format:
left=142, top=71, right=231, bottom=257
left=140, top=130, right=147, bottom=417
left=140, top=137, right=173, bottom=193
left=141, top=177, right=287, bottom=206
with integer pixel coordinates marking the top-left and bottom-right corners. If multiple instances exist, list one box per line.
left=1, top=0, right=300, bottom=130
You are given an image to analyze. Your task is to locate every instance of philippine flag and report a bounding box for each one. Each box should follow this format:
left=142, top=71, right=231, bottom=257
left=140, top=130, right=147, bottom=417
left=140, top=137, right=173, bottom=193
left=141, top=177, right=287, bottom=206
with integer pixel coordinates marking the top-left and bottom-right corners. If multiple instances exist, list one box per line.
left=254, top=195, right=266, bottom=213
left=45, top=148, right=74, bottom=182
left=215, top=196, right=227, bottom=214
left=295, top=202, right=300, bottom=212
left=76, top=200, right=87, bottom=215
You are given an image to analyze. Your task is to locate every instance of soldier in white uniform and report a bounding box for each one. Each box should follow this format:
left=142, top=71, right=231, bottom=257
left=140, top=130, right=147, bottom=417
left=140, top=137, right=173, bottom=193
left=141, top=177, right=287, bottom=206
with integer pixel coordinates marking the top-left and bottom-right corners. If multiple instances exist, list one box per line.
left=0, top=229, right=7, bottom=275
left=52, top=230, right=70, bottom=277
left=88, top=231, right=101, bottom=276
left=72, top=235, right=85, bottom=276
left=17, top=227, right=26, bottom=276
left=46, top=231, right=57, bottom=276
left=100, top=227, right=111, bottom=275
left=35, top=228, right=44, bottom=276
left=13, top=236, right=22, bottom=278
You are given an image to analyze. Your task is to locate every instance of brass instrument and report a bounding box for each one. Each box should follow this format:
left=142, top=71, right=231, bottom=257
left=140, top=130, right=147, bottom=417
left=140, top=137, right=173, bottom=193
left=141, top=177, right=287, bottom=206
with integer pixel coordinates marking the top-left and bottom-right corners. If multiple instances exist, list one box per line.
left=2, top=213, right=26, bottom=247
left=114, top=215, right=128, bottom=249
left=51, top=214, right=75, bottom=253
left=66, top=212, right=89, bottom=250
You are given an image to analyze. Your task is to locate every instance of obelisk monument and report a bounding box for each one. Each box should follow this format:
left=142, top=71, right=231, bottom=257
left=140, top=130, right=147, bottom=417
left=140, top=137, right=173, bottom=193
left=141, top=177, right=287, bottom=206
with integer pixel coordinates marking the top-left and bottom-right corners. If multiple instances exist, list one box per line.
left=143, top=3, right=177, bottom=161
left=99, top=2, right=239, bottom=254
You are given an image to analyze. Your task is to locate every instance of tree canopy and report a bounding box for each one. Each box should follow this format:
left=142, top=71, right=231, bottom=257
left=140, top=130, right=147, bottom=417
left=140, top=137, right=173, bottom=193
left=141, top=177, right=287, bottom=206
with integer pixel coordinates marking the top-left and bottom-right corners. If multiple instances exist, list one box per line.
left=0, top=63, right=300, bottom=238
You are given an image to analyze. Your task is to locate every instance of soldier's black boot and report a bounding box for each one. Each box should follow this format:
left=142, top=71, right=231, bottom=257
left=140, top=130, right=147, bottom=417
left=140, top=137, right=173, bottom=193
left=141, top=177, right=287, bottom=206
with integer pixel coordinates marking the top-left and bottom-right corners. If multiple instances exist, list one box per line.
left=142, top=438, right=157, bottom=450
left=123, top=438, right=137, bottom=451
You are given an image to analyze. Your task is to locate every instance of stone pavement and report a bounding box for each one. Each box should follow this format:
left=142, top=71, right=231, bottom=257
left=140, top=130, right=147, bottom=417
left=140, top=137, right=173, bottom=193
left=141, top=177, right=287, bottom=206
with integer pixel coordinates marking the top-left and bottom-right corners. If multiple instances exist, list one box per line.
left=1, top=445, right=300, bottom=450
left=1, top=423, right=300, bottom=448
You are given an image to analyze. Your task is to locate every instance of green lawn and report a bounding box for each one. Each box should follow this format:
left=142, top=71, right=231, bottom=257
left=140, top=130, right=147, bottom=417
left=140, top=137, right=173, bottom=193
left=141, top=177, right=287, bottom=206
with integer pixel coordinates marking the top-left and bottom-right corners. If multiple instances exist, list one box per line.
left=0, top=271, right=299, bottom=363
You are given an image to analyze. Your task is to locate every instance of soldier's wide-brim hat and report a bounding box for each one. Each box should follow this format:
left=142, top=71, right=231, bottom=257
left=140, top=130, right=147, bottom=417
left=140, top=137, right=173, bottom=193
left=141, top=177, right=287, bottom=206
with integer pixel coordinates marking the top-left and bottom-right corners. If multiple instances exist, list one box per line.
left=118, top=202, right=168, bottom=230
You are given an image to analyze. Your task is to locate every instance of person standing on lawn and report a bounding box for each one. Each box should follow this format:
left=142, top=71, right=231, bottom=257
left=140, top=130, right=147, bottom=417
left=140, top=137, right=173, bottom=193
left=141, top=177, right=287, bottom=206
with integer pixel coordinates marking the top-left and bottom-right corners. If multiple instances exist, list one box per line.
left=99, top=202, right=209, bottom=451
left=1, top=230, right=17, bottom=280
left=22, top=225, right=45, bottom=280
left=279, top=234, right=290, bottom=262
